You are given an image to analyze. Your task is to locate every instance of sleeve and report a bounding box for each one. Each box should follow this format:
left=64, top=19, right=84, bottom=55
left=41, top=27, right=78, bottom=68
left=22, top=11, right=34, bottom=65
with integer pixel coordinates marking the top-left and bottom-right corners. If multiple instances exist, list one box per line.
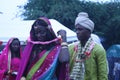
left=95, top=46, right=108, bottom=80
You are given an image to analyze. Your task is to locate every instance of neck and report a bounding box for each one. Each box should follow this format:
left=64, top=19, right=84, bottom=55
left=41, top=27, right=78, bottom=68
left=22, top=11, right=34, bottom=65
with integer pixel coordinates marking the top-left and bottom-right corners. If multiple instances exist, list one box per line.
left=81, top=37, right=90, bottom=47
left=81, top=34, right=91, bottom=47
left=11, top=52, right=20, bottom=58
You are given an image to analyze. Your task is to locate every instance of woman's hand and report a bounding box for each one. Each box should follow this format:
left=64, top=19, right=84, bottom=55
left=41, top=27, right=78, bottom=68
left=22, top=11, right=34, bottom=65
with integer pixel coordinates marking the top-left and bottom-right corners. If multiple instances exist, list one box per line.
left=4, top=70, right=11, bottom=75
left=57, top=29, right=67, bottom=42
left=57, top=30, right=70, bottom=63
left=21, top=77, right=26, bottom=80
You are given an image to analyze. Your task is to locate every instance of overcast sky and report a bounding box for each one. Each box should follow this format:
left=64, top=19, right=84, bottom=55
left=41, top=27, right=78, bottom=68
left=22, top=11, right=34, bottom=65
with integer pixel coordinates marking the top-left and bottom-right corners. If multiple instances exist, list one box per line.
left=0, top=0, right=110, bottom=22
left=0, top=0, right=27, bottom=22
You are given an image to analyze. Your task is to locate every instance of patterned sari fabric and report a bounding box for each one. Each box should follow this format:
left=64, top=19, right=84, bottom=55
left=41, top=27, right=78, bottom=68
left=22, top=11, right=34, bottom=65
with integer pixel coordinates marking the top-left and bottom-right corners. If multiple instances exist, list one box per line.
left=16, top=38, right=70, bottom=80
left=0, top=38, right=22, bottom=80
left=16, top=17, right=69, bottom=80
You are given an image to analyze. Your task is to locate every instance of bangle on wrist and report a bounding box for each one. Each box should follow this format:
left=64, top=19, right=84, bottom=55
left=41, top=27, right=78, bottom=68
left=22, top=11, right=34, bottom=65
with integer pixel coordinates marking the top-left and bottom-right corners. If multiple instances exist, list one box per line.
left=61, top=42, right=68, bottom=46
left=62, top=46, right=68, bottom=49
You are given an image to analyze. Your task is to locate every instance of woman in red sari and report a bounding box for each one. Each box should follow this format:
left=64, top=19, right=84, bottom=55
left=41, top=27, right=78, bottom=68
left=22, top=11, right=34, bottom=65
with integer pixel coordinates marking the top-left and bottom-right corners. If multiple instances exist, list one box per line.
left=16, top=17, right=70, bottom=80
left=0, top=38, right=22, bottom=80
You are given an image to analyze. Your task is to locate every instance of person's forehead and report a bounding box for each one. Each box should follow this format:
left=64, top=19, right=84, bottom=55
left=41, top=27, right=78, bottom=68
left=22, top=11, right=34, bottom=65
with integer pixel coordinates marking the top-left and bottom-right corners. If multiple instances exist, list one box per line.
left=34, top=25, right=46, bottom=30
left=75, top=24, right=85, bottom=29
left=12, top=40, right=19, bottom=43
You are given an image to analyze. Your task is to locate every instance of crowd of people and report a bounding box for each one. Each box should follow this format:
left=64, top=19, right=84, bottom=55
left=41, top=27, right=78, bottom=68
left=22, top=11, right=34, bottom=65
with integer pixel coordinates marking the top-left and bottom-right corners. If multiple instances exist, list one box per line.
left=0, top=12, right=110, bottom=80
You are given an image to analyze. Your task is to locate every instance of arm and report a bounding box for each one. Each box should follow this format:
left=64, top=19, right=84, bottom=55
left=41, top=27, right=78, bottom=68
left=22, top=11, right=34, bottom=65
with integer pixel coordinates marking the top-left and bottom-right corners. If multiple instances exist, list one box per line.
left=95, top=46, right=108, bottom=80
left=56, top=30, right=70, bottom=80
left=57, top=29, right=70, bottom=63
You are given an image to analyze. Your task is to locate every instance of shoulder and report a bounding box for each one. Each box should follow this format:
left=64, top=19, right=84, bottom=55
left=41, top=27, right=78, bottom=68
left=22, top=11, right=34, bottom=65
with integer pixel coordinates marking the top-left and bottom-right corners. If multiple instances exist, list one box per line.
left=68, top=42, right=79, bottom=50
left=93, top=43, right=105, bottom=52
left=92, top=43, right=106, bottom=57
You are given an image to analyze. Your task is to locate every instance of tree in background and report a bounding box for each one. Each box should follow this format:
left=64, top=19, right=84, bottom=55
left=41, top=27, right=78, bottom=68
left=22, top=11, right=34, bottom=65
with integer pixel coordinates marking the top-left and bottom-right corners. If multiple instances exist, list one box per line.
left=19, top=0, right=120, bottom=50
left=19, top=0, right=82, bottom=30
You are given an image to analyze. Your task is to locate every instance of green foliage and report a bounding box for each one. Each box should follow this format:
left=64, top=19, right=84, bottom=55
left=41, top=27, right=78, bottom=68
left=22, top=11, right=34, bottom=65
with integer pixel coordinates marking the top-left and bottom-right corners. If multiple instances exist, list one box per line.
left=47, top=1, right=82, bottom=30
left=19, top=0, right=120, bottom=49
left=105, top=16, right=120, bottom=47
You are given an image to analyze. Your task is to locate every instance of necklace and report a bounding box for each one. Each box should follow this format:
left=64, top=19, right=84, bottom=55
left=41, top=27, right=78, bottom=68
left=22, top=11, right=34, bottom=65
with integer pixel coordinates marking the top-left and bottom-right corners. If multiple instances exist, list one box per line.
left=75, top=37, right=95, bottom=62
left=70, top=37, right=95, bottom=79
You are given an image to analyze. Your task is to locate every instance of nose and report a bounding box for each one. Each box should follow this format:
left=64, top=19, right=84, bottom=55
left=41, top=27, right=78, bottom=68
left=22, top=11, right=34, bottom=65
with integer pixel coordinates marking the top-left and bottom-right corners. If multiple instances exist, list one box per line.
left=37, top=33, right=42, bottom=37
left=76, top=30, right=79, bottom=34
left=14, top=45, right=19, bottom=48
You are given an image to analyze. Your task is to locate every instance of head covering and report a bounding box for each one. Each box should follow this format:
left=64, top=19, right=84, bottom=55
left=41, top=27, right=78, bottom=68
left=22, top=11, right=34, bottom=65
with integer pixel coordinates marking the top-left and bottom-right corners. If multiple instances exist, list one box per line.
left=1, top=38, right=16, bottom=56
left=0, top=38, right=22, bottom=79
left=30, top=17, right=57, bottom=41
left=1, top=37, right=22, bottom=57
left=75, top=12, right=94, bottom=32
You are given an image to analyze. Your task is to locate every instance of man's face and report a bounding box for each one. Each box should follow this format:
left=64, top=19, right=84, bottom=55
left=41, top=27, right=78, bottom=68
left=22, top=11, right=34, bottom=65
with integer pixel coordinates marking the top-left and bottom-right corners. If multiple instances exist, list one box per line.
left=75, top=24, right=90, bottom=41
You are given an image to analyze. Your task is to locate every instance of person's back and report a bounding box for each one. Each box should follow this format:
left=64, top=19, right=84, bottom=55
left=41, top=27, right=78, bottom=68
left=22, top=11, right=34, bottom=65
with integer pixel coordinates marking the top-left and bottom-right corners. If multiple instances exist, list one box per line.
left=113, top=60, right=120, bottom=80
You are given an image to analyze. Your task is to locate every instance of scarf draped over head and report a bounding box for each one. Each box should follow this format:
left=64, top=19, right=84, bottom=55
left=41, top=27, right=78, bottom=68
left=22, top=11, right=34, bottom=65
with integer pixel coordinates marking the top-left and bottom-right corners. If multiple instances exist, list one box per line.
left=39, top=17, right=54, bottom=35
left=1, top=37, right=21, bottom=64
left=16, top=17, right=65, bottom=80
left=75, top=12, right=94, bottom=32
left=0, top=37, right=22, bottom=80
left=30, top=17, right=57, bottom=41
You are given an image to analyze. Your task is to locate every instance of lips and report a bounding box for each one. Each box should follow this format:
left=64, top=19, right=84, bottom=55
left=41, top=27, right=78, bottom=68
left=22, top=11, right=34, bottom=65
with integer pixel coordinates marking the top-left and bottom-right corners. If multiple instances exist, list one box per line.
left=37, top=36, right=44, bottom=41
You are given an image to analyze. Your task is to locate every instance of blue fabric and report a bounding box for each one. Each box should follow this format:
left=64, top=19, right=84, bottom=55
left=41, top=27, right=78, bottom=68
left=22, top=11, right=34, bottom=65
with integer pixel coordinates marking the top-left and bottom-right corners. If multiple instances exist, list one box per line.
left=37, top=49, right=60, bottom=80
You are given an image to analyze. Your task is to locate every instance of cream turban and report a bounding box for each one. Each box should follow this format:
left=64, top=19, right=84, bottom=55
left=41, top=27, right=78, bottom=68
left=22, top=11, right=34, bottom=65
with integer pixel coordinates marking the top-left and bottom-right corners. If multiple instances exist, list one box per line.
left=75, top=12, right=94, bottom=32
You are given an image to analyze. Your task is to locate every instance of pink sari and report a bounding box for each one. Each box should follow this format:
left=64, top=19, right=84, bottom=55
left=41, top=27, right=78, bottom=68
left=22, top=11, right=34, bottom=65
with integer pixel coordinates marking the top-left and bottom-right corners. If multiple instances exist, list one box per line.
left=0, top=38, right=22, bottom=80
left=16, top=38, right=69, bottom=80
left=16, top=17, right=69, bottom=80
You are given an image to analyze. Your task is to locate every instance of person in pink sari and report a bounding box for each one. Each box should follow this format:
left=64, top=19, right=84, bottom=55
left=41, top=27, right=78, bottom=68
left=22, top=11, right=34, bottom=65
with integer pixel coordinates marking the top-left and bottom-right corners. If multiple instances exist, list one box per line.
left=0, top=38, right=22, bottom=80
left=16, top=17, right=70, bottom=80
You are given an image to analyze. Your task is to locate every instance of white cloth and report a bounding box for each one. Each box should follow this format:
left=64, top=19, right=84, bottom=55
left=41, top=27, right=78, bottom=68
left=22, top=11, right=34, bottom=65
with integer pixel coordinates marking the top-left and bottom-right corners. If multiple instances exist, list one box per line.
left=91, top=34, right=103, bottom=47
left=75, top=12, right=94, bottom=32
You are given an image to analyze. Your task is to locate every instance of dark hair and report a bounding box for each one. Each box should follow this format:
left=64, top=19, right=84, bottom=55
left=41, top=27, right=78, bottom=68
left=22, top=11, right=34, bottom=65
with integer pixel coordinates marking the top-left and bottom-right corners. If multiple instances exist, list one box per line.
left=10, top=38, right=21, bottom=58
left=30, top=19, right=59, bottom=50
left=30, top=19, right=56, bottom=41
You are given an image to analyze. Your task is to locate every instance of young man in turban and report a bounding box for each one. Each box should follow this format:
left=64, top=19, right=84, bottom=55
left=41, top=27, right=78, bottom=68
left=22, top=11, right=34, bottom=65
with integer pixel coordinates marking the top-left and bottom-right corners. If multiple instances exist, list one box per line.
left=69, top=12, right=108, bottom=80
